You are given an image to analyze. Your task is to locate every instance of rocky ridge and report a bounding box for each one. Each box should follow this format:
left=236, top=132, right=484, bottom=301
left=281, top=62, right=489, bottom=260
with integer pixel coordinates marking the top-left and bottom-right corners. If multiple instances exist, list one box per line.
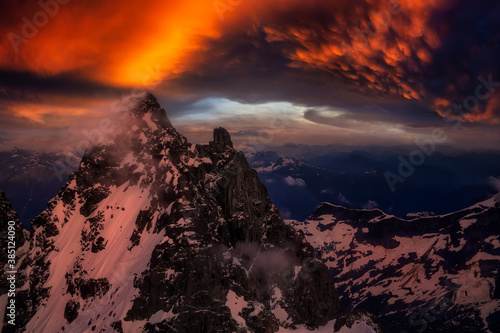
left=0, top=93, right=381, bottom=333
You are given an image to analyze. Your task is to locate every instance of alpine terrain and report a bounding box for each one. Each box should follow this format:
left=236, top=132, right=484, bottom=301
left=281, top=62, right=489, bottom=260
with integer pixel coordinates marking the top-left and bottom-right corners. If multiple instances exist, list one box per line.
left=0, top=94, right=380, bottom=333
left=289, top=196, right=500, bottom=332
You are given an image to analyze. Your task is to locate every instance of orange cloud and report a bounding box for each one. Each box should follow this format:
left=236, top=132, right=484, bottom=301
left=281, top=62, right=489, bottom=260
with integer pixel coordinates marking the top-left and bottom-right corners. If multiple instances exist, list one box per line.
left=433, top=93, right=500, bottom=125
left=9, top=103, right=88, bottom=124
left=0, top=0, right=448, bottom=93
left=463, top=93, right=500, bottom=124
left=6, top=96, right=111, bottom=125
left=258, top=0, right=449, bottom=102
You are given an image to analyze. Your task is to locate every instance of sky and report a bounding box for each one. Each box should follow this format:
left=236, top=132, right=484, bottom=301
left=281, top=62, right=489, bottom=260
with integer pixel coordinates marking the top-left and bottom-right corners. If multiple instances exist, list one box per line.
left=1, top=0, right=500, bottom=153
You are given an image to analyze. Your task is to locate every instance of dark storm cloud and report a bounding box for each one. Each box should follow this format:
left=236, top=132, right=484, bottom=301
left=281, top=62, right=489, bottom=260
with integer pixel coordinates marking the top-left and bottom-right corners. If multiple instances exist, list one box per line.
left=0, top=0, right=499, bottom=150
left=423, top=0, right=500, bottom=122
left=0, top=69, right=125, bottom=102
left=162, top=23, right=432, bottom=128
left=166, top=0, right=433, bottom=98
left=164, top=0, right=500, bottom=125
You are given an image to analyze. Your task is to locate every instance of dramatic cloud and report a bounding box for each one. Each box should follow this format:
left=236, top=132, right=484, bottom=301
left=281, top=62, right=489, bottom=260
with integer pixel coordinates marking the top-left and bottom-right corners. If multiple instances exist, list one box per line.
left=159, top=0, right=500, bottom=128
left=1, top=0, right=500, bottom=150
left=259, top=0, right=445, bottom=100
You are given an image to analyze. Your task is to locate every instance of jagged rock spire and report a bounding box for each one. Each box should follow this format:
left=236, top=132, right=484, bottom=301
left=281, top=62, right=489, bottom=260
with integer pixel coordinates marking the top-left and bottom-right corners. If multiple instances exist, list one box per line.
left=210, top=127, right=233, bottom=152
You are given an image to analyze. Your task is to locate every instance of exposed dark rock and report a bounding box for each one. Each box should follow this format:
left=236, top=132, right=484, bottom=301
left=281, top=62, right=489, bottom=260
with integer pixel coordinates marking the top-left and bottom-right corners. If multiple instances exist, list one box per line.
left=210, top=127, right=234, bottom=152
left=0, top=189, right=27, bottom=251
left=73, top=278, right=110, bottom=300
left=110, top=320, right=123, bottom=333
left=91, top=236, right=106, bottom=253
left=64, top=300, right=80, bottom=323
left=0, top=190, right=32, bottom=332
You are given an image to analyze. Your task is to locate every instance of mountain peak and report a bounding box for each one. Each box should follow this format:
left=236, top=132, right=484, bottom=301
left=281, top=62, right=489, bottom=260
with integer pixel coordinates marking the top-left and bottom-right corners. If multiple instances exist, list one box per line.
left=8, top=96, right=345, bottom=332
left=130, top=92, right=172, bottom=129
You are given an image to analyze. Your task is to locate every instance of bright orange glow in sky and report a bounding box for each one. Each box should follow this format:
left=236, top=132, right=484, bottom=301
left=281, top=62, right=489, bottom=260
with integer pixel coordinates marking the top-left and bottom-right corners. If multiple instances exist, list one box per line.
left=0, top=0, right=222, bottom=86
left=1, top=0, right=500, bottom=151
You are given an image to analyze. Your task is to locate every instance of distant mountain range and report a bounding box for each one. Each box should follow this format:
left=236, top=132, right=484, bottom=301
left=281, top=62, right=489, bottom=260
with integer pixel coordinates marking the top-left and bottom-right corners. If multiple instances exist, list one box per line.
left=2, top=144, right=499, bottom=228
left=0, top=148, right=79, bottom=228
left=248, top=150, right=499, bottom=220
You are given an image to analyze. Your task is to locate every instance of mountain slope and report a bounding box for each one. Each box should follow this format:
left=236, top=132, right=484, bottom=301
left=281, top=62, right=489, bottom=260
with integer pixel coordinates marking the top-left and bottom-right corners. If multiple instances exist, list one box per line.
left=289, top=195, right=500, bottom=332
left=0, top=93, right=381, bottom=333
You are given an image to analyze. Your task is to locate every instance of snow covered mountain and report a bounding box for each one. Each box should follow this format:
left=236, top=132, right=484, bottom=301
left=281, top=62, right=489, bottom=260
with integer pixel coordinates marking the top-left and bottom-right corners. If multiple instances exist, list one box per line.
left=0, top=94, right=381, bottom=333
left=289, top=195, right=500, bottom=332
left=249, top=153, right=313, bottom=174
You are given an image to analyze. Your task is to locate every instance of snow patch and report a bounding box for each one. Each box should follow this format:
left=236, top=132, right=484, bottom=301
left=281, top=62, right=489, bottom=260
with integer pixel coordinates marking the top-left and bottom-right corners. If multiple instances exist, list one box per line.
left=485, top=236, right=500, bottom=249
left=459, top=218, right=476, bottom=229
left=226, top=290, right=248, bottom=327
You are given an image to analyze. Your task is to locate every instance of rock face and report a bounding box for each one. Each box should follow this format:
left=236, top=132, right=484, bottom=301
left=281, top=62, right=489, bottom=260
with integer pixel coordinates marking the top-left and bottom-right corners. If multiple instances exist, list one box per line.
left=1, top=93, right=346, bottom=332
left=289, top=196, right=500, bottom=332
